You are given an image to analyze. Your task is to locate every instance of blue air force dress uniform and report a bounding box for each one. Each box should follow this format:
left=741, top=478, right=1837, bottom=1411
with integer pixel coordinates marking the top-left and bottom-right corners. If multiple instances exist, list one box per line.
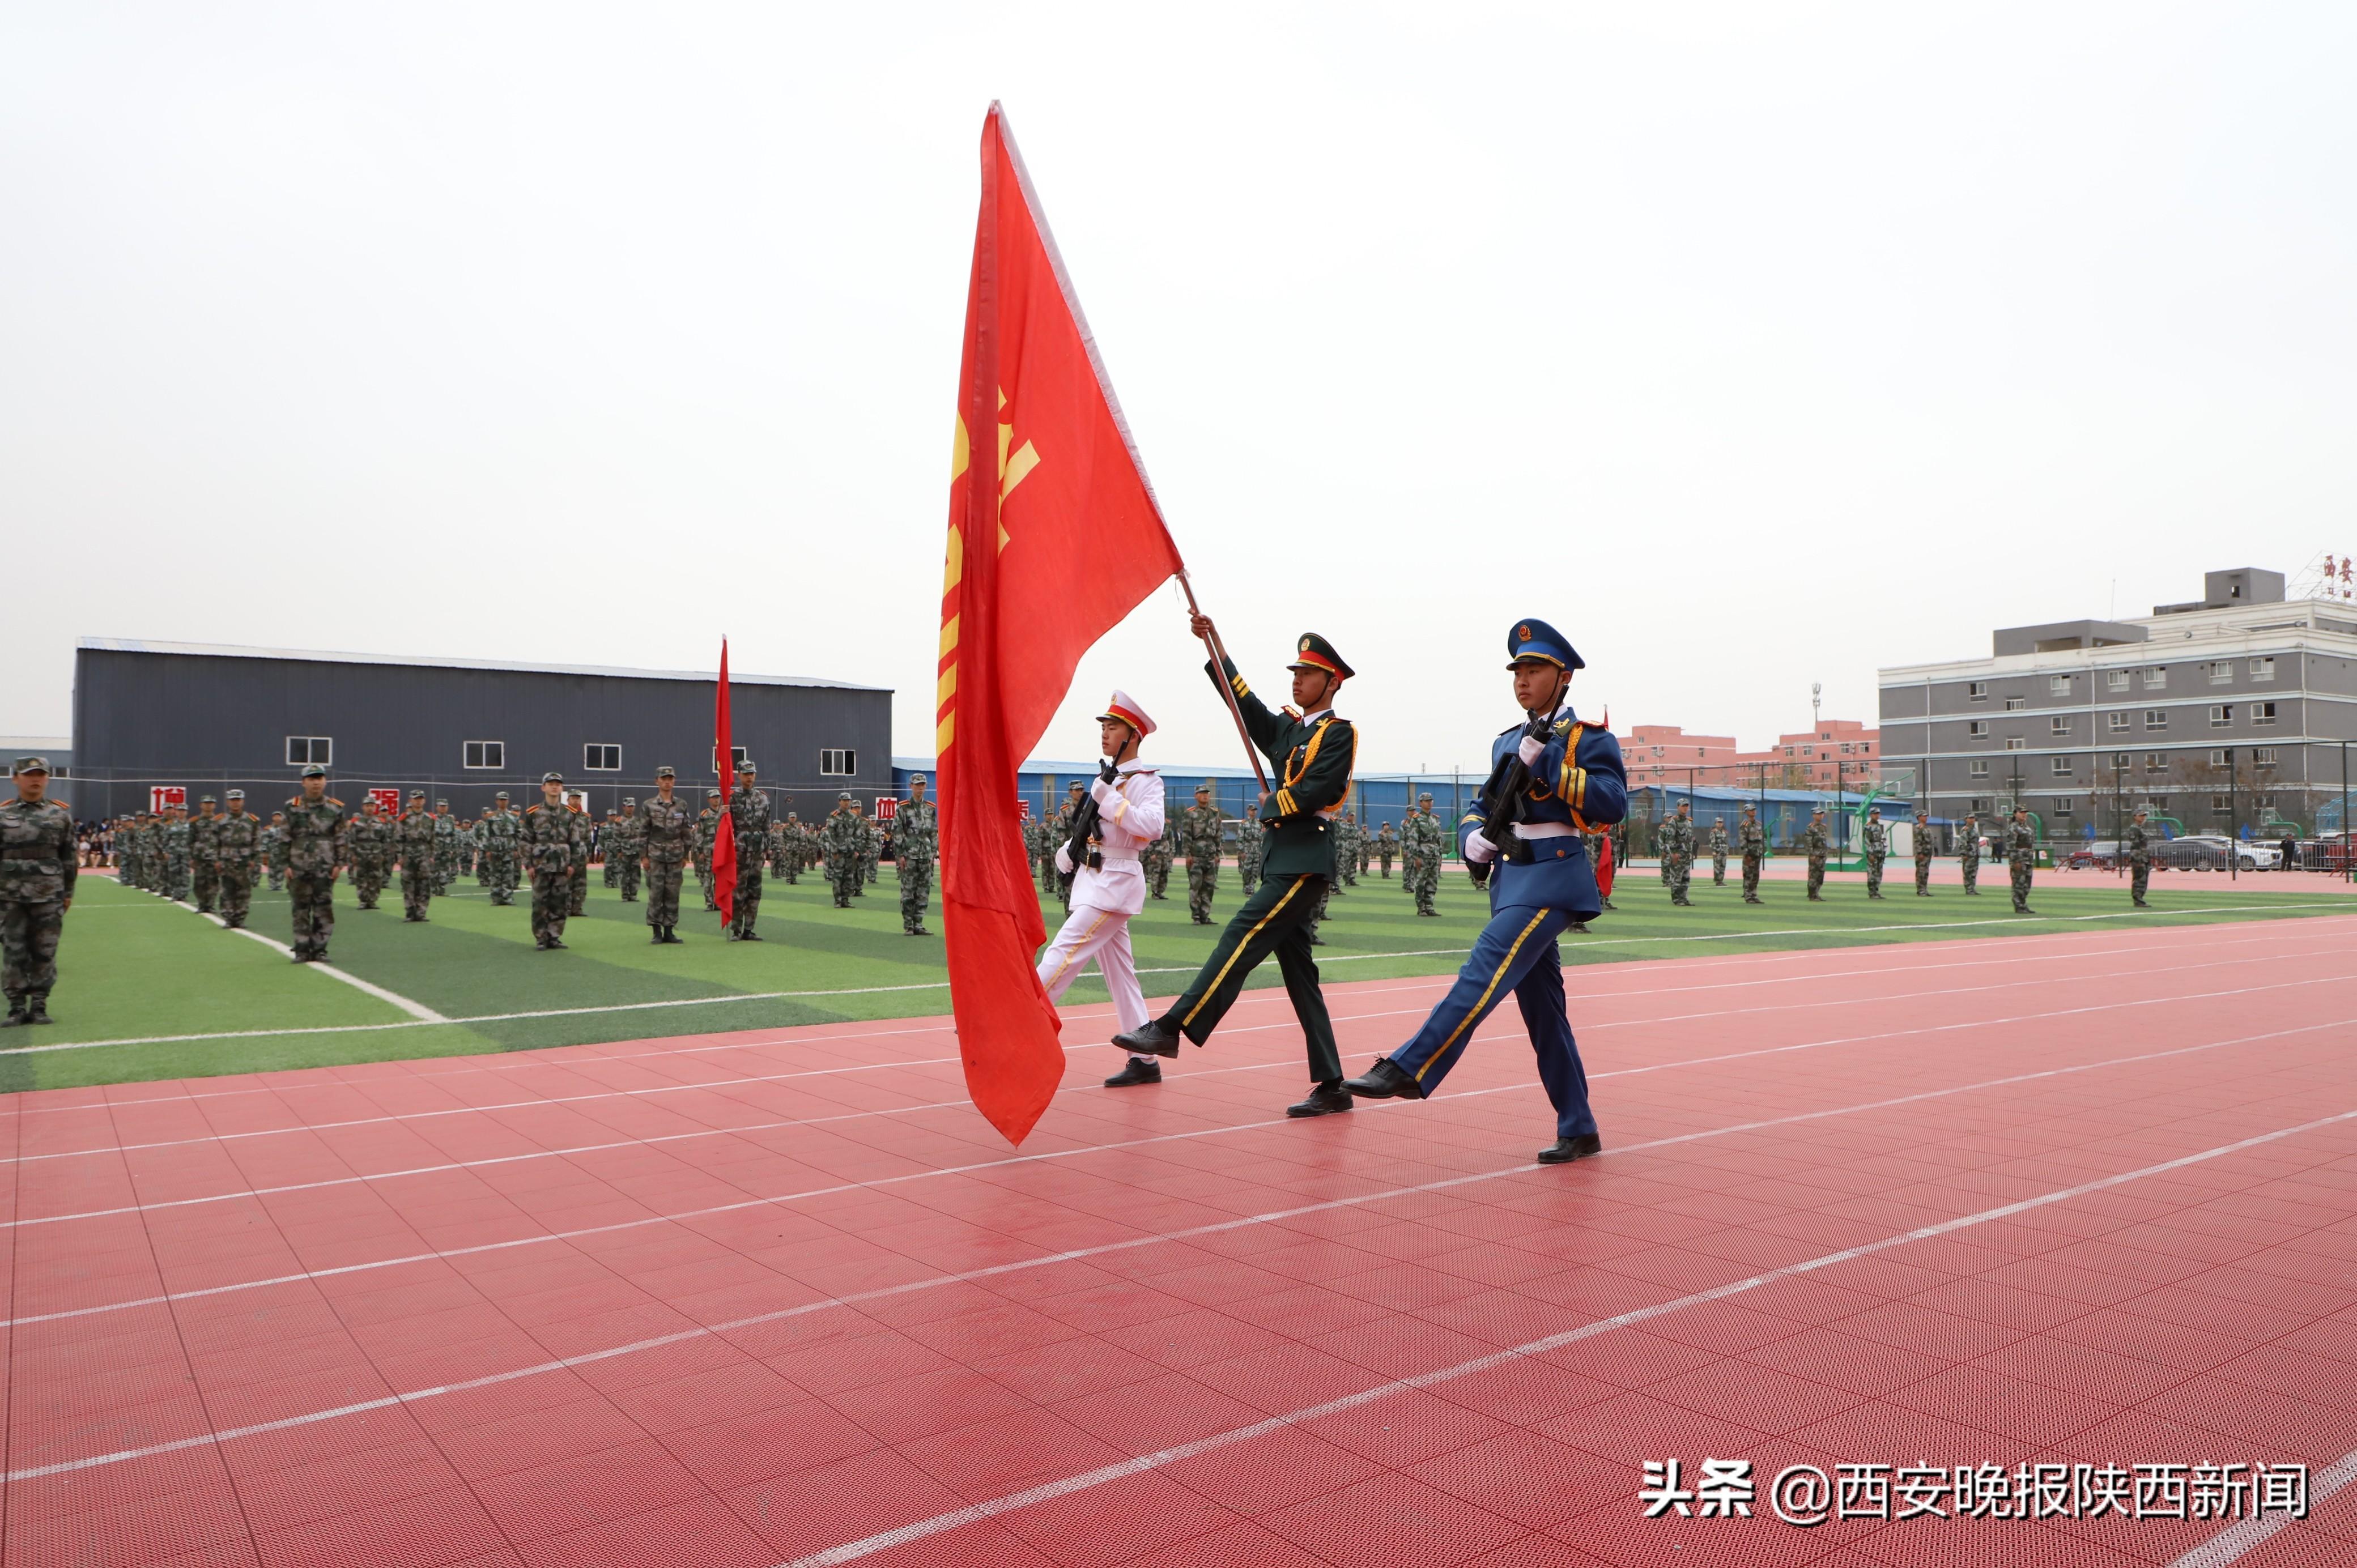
left=1347, top=620, right=1628, bottom=1163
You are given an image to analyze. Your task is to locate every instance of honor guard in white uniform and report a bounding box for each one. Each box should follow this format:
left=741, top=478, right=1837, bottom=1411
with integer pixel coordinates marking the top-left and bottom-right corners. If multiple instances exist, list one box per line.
left=1035, top=692, right=1170, bottom=1087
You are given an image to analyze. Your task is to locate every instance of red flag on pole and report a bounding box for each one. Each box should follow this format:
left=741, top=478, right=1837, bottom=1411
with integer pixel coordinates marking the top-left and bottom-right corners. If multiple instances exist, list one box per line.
left=712, top=639, right=737, bottom=926
left=937, top=104, right=1185, bottom=1145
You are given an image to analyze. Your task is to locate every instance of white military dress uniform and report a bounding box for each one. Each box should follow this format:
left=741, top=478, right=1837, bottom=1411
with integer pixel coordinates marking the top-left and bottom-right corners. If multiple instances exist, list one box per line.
left=1036, top=693, right=1166, bottom=1038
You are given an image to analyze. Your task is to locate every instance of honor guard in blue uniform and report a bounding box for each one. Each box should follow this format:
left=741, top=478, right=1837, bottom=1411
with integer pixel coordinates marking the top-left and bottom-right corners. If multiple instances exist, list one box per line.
left=1346, top=619, right=1627, bottom=1162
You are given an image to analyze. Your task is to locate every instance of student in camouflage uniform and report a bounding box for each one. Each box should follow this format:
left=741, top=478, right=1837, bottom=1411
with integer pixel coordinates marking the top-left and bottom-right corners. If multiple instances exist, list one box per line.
left=1235, top=810, right=1265, bottom=898
left=262, top=812, right=287, bottom=892
left=397, top=791, right=439, bottom=920
left=1800, top=808, right=1830, bottom=901
left=1707, top=817, right=1728, bottom=885
left=694, top=792, right=721, bottom=910
left=1144, top=815, right=1175, bottom=899
left=567, top=794, right=591, bottom=917
left=161, top=804, right=193, bottom=902
left=1401, top=793, right=1443, bottom=916
left=523, top=772, right=583, bottom=948
left=1663, top=800, right=1695, bottom=906
left=726, top=761, right=772, bottom=940
left=1182, top=782, right=1224, bottom=923
left=432, top=800, right=460, bottom=894
left=1959, top=812, right=1981, bottom=894
left=1, top=757, right=76, bottom=1026
left=480, top=794, right=522, bottom=905
left=821, top=792, right=866, bottom=907
left=189, top=796, right=224, bottom=913
left=2006, top=807, right=2037, bottom=914
left=2127, top=808, right=2154, bottom=907
left=864, top=808, right=884, bottom=890
left=1862, top=807, right=1888, bottom=899
left=637, top=768, right=694, bottom=941
left=213, top=790, right=264, bottom=928
left=895, top=773, right=938, bottom=936
left=601, top=811, right=620, bottom=887
left=1053, top=782, right=1086, bottom=909
left=1026, top=812, right=1053, bottom=893
left=345, top=798, right=393, bottom=909
left=1376, top=820, right=1396, bottom=878
left=1333, top=811, right=1358, bottom=889
left=1739, top=804, right=1766, bottom=902
left=1913, top=812, right=1936, bottom=896
left=117, top=813, right=145, bottom=891
left=612, top=799, right=644, bottom=902
left=282, top=766, right=347, bottom=961
left=767, top=817, right=791, bottom=883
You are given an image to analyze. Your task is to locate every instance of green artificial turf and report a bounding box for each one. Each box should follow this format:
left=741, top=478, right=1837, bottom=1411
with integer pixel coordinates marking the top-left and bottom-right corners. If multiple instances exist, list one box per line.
left=16, top=864, right=2345, bottom=1092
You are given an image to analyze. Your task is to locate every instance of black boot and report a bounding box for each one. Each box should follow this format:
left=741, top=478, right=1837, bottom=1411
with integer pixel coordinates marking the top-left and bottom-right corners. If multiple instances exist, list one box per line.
left=1342, top=1058, right=1422, bottom=1101
left=1286, top=1081, right=1354, bottom=1118
left=0, top=1000, right=24, bottom=1029
left=1537, top=1133, right=1602, bottom=1165
left=25, top=998, right=53, bottom=1025
left=664, top=926, right=683, bottom=944
left=651, top=928, right=666, bottom=944
left=1111, top=1019, right=1182, bottom=1058
left=1103, top=1057, right=1163, bottom=1088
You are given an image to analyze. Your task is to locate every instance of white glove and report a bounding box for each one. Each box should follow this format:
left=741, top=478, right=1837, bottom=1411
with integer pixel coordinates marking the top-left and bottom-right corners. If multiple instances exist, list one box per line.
left=1464, top=830, right=1498, bottom=865
left=1090, top=777, right=1116, bottom=807
left=1517, top=735, right=1546, bottom=767
left=1054, top=843, right=1075, bottom=876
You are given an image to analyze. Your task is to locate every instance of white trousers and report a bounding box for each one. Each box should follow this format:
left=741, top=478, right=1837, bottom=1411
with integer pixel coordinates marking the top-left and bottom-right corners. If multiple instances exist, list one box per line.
left=1036, top=904, right=1148, bottom=1034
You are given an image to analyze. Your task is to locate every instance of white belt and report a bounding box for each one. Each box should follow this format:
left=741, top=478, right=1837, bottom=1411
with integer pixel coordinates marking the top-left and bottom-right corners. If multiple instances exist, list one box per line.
left=1094, top=855, right=1142, bottom=872
left=1513, top=822, right=1575, bottom=841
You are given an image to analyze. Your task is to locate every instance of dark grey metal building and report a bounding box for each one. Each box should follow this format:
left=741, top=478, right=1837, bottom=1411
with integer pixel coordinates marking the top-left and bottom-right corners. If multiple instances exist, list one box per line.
left=70, top=639, right=892, bottom=823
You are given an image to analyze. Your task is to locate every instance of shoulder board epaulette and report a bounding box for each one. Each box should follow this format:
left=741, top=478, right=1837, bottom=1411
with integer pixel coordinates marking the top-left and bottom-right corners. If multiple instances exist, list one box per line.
left=326, top=797, right=343, bottom=807
left=1496, top=723, right=1520, bottom=738
left=526, top=804, right=542, bottom=813
left=1126, top=765, right=1159, bottom=775
left=1282, top=706, right=1301, bottom=719
left=1554, top=717, right=1574, bottom=735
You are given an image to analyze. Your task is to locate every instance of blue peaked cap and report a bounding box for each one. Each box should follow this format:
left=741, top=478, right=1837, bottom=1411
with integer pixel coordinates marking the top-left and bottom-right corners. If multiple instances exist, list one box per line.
left=1505, top=617, right=1584, bottom=671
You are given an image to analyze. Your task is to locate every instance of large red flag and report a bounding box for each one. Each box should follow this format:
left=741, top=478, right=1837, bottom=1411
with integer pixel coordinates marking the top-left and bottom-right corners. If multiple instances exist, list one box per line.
left=938, top=105, right=1185, bottom=1145
left=712, top=639, right=737, bottom=926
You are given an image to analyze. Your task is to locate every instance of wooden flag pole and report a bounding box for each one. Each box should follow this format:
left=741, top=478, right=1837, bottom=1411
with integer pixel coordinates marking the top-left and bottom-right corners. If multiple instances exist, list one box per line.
left=1176, top=570, right=1270, bottom=795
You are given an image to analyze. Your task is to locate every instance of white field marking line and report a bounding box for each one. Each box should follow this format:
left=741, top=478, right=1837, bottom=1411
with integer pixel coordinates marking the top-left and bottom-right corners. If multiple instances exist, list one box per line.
left=15, top=966, right=2346, bottom=1231
left=16, top=918, right=2325, bottom=1116
left=18, top=901, right=2342, bottom=1060
left=23, top=943, right=2324, bottom=1165
left=778, top=1102, right=2357, bottom=1567
left=2171, top=1445, right=2357, bottom=1566
left=14, top=979, right=2351, bottom=1332
left=169, top=900, right=446, bottom=1024
left=11, top=1023, right=2346, bottom=1487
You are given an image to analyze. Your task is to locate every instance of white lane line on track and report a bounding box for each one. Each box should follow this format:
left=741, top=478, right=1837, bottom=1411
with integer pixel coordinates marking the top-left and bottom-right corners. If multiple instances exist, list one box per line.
left=11, top=982, right=2348, bottom=1332
left=2171, top=1445, right=2357, bottom=1566
left=168, top=901, right=448, bottom=1023
left=15, top=901, right=2343, bottom=1058
left=12, top=968, right=2348, bottom=1231
left=14, top=918, right=2336, bottom=1123
left=18, top=943, right=2330, bottom=1164
left=11, top=1029, right=2346, bottom=1488
left=776, top=1101, right=2357, bottom=1566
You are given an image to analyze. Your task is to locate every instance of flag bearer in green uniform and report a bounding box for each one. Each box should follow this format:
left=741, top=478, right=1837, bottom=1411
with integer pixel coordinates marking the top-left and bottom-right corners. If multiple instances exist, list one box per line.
left=1112, top=620, right=1360, bottom=1118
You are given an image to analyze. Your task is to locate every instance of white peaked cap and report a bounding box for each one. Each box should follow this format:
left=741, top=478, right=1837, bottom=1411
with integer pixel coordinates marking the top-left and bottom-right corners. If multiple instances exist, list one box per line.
left=1097, top=690, right=1155, bottom=736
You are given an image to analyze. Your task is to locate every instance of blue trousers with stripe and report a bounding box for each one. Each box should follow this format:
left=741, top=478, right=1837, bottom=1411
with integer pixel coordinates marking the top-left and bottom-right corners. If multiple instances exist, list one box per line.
left=1386, top=904, right=1596, bottom=1139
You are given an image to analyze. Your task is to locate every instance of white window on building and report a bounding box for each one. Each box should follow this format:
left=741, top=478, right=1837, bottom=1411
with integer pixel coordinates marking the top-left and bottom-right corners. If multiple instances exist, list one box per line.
left=2254, top=793, right=2277, bottom=812
left=2147, top=794, right=2169, bottom=809
left=1839, top=743, right=1853, bottom=754
left=2209, top=749, right=2230, bottom=767
left=2250, top=657, right=2276, bottom=682
left=2107, top=712, right=2130, bottom=732
left=2145, top=710, right=2168, bottom=731
left=1968, top=721, right=1988, bottom=740
left=2144, top=667, right=2167, bottom=689
left=2254, top=747, right=2278, bottom=768
left=1969, top=760, right=1990, bottom=779
left=2049, top=674, right=2071, bottom=697
left=2211, top=794, right=2233, bottom=812
left=2005, top=737, right=2027, bottom=751
left=2106, top=670, right=2130, bottom=692
left=2146, top=752, right=2168, bottom=775
left=1970, top=796, right=1993, bottom=815
left=2209, top=661, right=2234, bottom=684
left=285, top=736, right=332, bottom=766
left=584, top=743, right=621, bottom=772
left=2049, top=717, right=2071, bottom=736
left=820, top=748, right=857, bottom=776
left=462, top=741, right=504, bottom=770
left=2252, top=701, right=2278, bottom=726
left=2048, top=757, right=2072, bottom=777
left=1968, top=681, right=1989, bottom=702
left=2052, top=798, right=2074, bottom=816
left=2112, top=752, right=2131, bottom=770
left=2003, top=696, right=2026, bottom=711
left=2209, top=705, right=2232, bottom=728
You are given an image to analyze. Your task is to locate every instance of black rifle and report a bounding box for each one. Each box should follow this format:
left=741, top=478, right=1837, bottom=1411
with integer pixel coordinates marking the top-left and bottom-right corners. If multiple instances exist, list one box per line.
left=1467, top=710, right=1555, bottom=889
left=1062, top=760, right=1119, bottom=873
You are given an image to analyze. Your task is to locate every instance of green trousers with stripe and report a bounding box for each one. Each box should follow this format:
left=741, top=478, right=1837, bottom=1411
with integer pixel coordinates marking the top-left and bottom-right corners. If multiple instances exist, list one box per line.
left=1161, top=872, right=1341, bottom=1084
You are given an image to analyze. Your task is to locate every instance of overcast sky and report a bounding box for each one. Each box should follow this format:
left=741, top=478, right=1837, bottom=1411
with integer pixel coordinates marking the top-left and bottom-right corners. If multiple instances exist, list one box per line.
left=6, top=3, right=2353, bottom=772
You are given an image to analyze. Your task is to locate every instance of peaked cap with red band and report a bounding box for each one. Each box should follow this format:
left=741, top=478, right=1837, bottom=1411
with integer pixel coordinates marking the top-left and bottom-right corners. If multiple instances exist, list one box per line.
left=1286, top=632, right=1354, bottom=680
left=1096, top=689, right=1155, bottom=736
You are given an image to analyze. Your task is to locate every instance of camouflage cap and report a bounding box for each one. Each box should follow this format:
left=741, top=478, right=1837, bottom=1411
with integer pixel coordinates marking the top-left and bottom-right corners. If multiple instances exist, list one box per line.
left=542, top=772, right=564, bottom=784
left=623, top=797, right=637, bottom=806
left=495, top=791, right=510, bottom=800
left=10, top=756, right=49, bottom=776
left=908, top=773, right=926, bottom=784
left=301, top=764, right=327, bottom=779
left=737, top=758, right=757, bottom=773
left=199, top=795, right=216, bottom=804
left=226, top=789, right=245, bottom=800
left=708, top=790, right=722, bottom=799
left=1418, top=792, right=1433, bottom=802
left=838, top=791, right=854, bottom=802
left=655, top=766, right=675, bottom=778
left=410, top=790, right=427, bottom=800
left=435, top=799, right=448, bottom=808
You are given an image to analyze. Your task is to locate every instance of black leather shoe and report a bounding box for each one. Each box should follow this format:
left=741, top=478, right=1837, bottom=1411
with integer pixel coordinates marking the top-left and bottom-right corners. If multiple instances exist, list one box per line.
left=1287, top=1081, right=1353, bottom=1118
left=1111, top=1019, right=1182, bottom=1058
left=1342, top=1058, right=1422, bottom=1100
left=1536, top=1133, right=1602, bottom=1165
left=1103, top=1057, right=1162, bottom=1088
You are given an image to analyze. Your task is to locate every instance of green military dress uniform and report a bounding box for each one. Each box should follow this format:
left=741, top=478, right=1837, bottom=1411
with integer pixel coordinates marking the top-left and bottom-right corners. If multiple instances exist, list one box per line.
left=895, top=789, right=938, bottom=935
left=1117, top=636, right=1358, bottom=1093
left=213, top=797, right=263, bottom=927
left=1862, top=815, right=1888, bottom=899
left=1, top=760, right=76, bottom=1025
left=1739, top=811, right=1766, bottom=902
left=280, top=774, right=347, bottom=961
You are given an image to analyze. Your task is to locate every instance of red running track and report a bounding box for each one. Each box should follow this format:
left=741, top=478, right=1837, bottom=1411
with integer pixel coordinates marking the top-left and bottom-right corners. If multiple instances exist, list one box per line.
left=6, top=918, right=2357, bottom=1567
